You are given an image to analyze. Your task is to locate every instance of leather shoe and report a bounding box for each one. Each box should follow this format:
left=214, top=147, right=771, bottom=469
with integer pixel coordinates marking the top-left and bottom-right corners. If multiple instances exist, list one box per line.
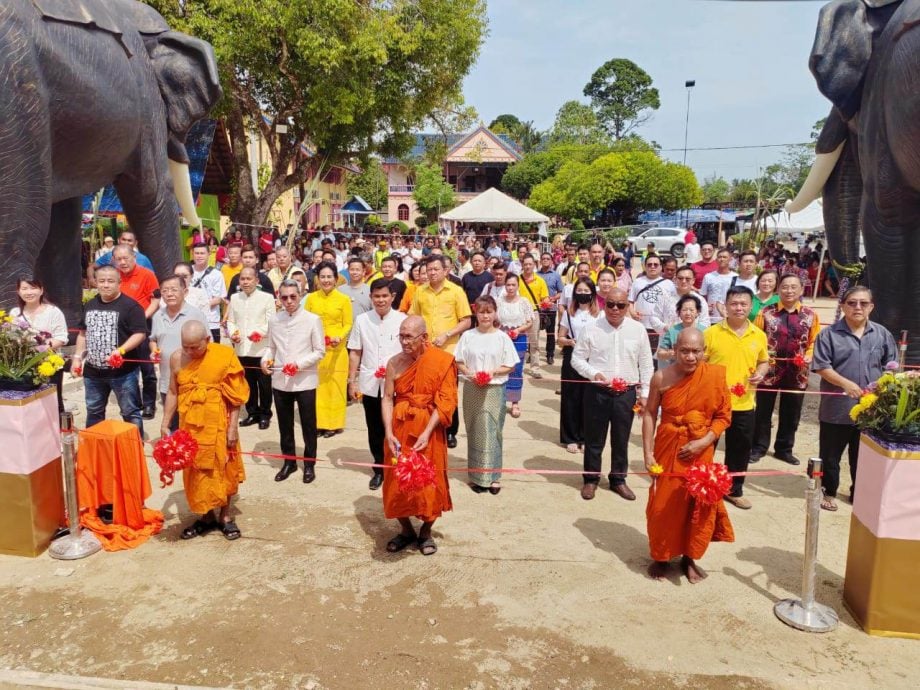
left=446, top=434, right=457, bottom=448
left=141, top=405, right=156, bottom=420
left=239, top=416, right=259, bottom=427
left=611, top=483, right=636, bottom=501
left=274, top=461, right=297, bottom=482
left=749, top=452, right=764, bottom=464
left=580, top=483, right=597, bottom=500
left=546, top=354, right=554, bottom=365
left=258, top=419, right=270, bottom=430
left=303, top=464, right=316, bottom=484
left=368, top=473, right=383, bottom=490
left=724, top=494, right=752, bottom=510
left=774, top=452, right=801, bottom=466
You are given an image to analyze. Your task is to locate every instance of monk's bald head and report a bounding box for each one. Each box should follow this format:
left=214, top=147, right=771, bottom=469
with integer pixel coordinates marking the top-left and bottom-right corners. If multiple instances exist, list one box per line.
left=398, top=315, right=428, bottom=356
left=676, top=327, right=704, bottom=349
left=402, top=315, right=427, bottom=336
left=180, top=320, right=210, bottom=359
left=674, top=326, right=705, bottom=372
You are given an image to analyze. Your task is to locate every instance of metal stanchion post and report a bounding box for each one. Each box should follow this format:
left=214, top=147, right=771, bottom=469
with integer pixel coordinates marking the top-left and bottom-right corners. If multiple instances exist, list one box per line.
left=774, top=457, right=838, bottom=632
left=49, top=412, right=101, bottom=560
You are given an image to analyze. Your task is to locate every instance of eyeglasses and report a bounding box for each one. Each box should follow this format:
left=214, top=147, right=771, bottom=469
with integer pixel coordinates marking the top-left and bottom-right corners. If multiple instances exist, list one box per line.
left=845, top=300, right=871, bottom=307
left=279, top=294, right=299, bottom=301
left=645, top=263, right=660, bottom=268
left=605, top=301, right=628, bottom=310
left=675, top=275, right=693, bottom=281
left=398, top=333, right=423, bottom=342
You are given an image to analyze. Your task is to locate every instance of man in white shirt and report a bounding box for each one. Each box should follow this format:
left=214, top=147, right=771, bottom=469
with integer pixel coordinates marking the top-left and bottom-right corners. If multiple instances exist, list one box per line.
left=700, top=247, right=739, bottom=323
left=734, top=250, right=759, bottom=291
left=347, top=279, right=407, bottom=490
left=629, top=255, right=677, bottom=358
left=261, top=280, right=326, bottom=484
left=572, top=288, right=654, bottom=502
left=227, top=268, right=277, bottom=430
left=480, top=261, right=509, bottom=301
left=190, top=243, right=227, bottom=342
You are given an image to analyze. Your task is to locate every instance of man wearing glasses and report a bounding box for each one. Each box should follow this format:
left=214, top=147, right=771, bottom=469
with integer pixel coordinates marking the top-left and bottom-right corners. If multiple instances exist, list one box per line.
left=629, top=255, right=677, bottom=358
left=811, top=287, right=897, bottom=511
left=572, top=288, right=654, bottom=501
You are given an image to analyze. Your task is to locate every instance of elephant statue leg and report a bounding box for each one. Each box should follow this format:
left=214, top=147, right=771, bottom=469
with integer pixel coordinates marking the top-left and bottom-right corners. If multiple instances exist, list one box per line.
left=34, top=198, right=84, bottom=336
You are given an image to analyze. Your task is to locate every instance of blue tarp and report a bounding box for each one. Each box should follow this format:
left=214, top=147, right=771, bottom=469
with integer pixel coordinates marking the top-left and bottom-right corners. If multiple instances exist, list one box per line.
left=638, top=208, right=736, bottom=227
left=82, top=119, right=217, bottom=215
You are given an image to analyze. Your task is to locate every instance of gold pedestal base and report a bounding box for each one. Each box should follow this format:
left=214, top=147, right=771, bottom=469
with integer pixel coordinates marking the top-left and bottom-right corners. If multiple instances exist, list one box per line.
left=0, top=458, right=65, bottom=557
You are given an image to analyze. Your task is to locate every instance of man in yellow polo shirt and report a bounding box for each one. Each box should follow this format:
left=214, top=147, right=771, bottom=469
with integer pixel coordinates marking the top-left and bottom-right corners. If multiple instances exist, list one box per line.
left=588, top=242, right=609, bottom=284
left=518, top=254, right=550, bottom=378
left=409, top=255, right=472, bottom=448
left=704, top=285, right=769, bottom=510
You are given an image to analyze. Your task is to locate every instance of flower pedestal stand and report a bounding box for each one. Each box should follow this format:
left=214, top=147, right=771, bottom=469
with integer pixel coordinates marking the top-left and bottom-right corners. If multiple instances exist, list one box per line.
left=843, top=433, right=920, bottom=638
left=0, top=386, right=65, bottom=557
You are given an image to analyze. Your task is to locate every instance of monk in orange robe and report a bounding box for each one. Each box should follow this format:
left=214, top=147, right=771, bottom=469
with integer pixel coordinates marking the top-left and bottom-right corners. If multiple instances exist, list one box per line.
left=642, top=328, right=734, bottom=583
left=381, top=315, right=457, bottom=555
left=161, top=321, right=250, bottom=541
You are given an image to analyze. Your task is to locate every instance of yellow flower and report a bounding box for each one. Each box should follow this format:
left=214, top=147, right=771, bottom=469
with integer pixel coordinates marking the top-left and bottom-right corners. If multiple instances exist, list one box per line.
left=859, top=393, right=878, bottom=408
left=649, top=463, right=664, bottom=476
left=849, top=403, right=865, bottom=422
left=877, top=373, right=895, bottom=388
left=47, top=353, right=65, bottom=369
left=37, top=362, right=56, bottom=378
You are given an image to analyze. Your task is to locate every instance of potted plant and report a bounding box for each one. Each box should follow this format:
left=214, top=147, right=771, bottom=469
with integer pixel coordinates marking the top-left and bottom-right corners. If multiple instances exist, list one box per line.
left=0, top=310, right=66, bottom=391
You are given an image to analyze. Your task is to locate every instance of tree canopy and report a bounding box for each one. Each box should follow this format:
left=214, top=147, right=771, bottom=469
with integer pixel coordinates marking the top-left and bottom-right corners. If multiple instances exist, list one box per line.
left=345, top=158, right=388, bottom=211
left=412, top=162, right=457, bottom=221
left=547, top=100, right=609, bottom=146
left=144, top=0, right=487, bottom=226
left=583, top=58, right=661, bottom=140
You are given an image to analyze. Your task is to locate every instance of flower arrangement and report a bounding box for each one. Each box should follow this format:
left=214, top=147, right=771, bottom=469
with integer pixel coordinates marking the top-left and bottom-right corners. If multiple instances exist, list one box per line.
left=850, top=363, right=920, bottom=438
left=393, top=449, right=437, bottom=493
left=685, top=463, right=733, bottom=522
left=0, top=310, right=66, bottom=385
left=152, top=430, right=199, bottom=487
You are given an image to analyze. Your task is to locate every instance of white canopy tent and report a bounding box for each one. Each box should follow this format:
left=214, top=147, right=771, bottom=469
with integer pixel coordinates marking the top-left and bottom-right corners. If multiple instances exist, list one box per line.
left=440, top=187, right=549, bottom=238
left=743, top=198, right=825, bottom=236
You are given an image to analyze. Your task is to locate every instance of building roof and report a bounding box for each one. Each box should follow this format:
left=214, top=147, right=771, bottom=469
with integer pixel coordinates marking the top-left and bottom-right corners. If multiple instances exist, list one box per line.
left=341, top=195, right=374, bottom=213
left=383, top=126, right=521, bottom=165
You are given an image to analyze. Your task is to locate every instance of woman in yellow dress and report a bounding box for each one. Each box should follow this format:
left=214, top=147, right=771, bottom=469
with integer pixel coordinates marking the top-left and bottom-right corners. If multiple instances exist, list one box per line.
left=305, top=262, right=353, bottom=436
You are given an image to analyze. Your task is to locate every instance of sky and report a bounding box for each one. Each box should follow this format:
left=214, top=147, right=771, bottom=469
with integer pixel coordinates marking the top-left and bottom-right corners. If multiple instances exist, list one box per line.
left=461, top=0, right=831, bottom=183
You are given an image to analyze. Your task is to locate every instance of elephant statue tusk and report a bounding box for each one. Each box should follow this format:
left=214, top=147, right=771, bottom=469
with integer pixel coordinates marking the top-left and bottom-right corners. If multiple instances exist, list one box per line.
left=785, top=142, right=845, bottom=214
left=168, top=159, right=202, bottom=228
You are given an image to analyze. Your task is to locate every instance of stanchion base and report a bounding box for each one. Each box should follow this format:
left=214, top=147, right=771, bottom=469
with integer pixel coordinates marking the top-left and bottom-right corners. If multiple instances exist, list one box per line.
left=774, top=598, right=838, bottom=633
left=48, top=531, right=102, bottom=560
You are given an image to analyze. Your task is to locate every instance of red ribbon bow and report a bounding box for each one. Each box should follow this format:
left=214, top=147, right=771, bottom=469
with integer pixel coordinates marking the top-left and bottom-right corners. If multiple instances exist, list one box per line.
left=248, top=331, right=263, bottom=343
left=282, top=363, right=298, bottom=377
left=152, top=430, right=199, bottom=488
left=507, top=329, right=519, bottom=340
left=324, top=336, right=332, bottom=347
left=684, top=463, right=732, bottom=522
left=730, top=382, right=747, bottom=397
left=150, top=351, right=161, bottom=364
left=374, top=366, right=387, bottom=379
left=394, top=450, right=437, bottom=493
left=540, top=299, right=551, bottom=310
left=610, top=377, right=629, bottom=393
left=107, top=352, right=124, bottom=368
left=792, top=353, right=807, bottom=369
left=473, top=371, right=493, bottom=386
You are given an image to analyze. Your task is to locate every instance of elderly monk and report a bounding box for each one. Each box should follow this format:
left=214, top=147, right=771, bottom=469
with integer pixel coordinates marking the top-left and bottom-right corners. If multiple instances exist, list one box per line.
left=161, top=321, right=250, bottom=541
left=381, top=315, right=458, bottom=556
left=642, top=328, right=734, bottom=583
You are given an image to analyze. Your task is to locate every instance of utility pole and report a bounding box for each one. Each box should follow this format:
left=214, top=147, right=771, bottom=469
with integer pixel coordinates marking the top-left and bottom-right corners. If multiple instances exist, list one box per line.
left=683, top=80, right=695, bottom=166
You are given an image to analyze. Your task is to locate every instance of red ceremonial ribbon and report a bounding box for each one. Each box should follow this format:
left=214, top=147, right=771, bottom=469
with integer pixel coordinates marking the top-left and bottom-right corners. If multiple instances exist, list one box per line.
left=685, top=463, right=733, bottom=523
left=473, top=371, right=493, bottom=386
left=730, top=382, right=747, bottom=397
left=393, top=450, right=437, bottom=493
left=282, top=363, right=298, bottom=377
left=508, top=329, right=518, bottom=340
left=248, top=331, right=263, bottom=343
left=107, top=352, right=124, bottom=368
left=150, top=351, right=161, bottom=364
left=610, top=377, right=629, bottom=393
left=324, top=336, right=332, bottom=347
left=374, top=366, right=387, bottom=379
left=152, top=430, right=199, bottom=488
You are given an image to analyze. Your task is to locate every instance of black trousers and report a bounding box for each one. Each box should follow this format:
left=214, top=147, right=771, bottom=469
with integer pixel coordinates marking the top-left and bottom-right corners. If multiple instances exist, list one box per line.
left=819, top=421, right=861, bottom=498
left=582, top=386, right=636, bottom=486
left=559, top=346, right=586, bottom=445
left=724, top=409, right=755, bottom=496
left=136, top=339, right=158, bottom=408
left=540, top=310, right=557, bottom=359
left=272, top=388, right=317, bottom=467
left=210, top=328, right=222, bottom=344
left=362, top=394, right=386, bottom=476
left=240, top=356, right=273, bottom=420
left=447, top=371, right=459, bottom=437
left=753, top=388, right=805, bottom=456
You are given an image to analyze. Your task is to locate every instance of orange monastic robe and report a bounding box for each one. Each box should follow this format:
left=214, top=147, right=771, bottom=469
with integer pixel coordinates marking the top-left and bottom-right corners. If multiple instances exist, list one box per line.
left=177, top=343, right=250, bottom=514
left=382, top=346, right=457, bottom=521
left=646, top=362, right=735, bottom=561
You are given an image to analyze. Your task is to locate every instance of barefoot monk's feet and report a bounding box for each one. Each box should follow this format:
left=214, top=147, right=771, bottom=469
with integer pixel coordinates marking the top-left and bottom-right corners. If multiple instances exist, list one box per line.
left=681, top=556, right=708, bottom=584
left=647, top=560, right=670, bottom=580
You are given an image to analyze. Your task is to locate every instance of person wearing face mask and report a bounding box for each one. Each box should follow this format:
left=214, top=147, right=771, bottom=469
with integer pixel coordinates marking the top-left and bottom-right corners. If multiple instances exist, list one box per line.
left=557, top=278, right=599, bottom=454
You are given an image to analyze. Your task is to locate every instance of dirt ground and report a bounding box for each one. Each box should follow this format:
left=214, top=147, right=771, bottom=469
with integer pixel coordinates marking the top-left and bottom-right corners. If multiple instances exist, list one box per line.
left=1, top=299, right=917, bottom=689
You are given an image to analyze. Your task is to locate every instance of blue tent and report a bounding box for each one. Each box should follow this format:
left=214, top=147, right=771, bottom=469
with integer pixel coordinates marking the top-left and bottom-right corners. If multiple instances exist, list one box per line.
left=638, top=208, right=736, bottom=227
left=82, top=119, right=217, bottom=215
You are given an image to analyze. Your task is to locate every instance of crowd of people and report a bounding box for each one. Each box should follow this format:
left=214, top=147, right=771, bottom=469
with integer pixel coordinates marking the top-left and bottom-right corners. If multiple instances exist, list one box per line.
left=35, top=223, right=898, bottom=575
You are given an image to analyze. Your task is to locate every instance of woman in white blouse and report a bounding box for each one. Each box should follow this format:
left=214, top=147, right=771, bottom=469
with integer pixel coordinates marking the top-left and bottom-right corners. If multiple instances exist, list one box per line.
left=454, top=296, right=519, bottom=494
left=12, top=277, right=69, bottom=412
left=496, top=273, right=533, bottom=419
left=557, top=277, right=599, bottom=454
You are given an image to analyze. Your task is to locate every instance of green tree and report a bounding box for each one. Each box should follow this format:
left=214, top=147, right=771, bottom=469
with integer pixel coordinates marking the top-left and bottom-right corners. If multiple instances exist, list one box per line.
left=548, top=100, right=609, bottom=146
left=701, top=175, right=731, bottom=203
left=489, top=114, right=523, bottom=133
left=501, top=143, right=612, bottom=199
left=144, top=0, right=486, bottom=227
left=345, top=158, right=388, bottom=211
left=583, top=58, right=660, bottom=139
left=412, top=162, right=456, bottom=220
left=730, top=179, right=758, bottom=203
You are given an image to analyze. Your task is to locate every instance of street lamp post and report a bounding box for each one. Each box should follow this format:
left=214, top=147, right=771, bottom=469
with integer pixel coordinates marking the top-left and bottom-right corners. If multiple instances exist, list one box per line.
left=683, top=79, right=695, bottom=167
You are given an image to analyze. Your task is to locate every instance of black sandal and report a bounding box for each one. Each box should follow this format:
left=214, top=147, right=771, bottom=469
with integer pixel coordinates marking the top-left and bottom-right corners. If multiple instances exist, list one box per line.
left=180, top=518, right=217, bottom=540
left=418, top=537, right=438, bottom=556
left=220, top=520, right=242, bottom=541
left=386, top=533, right=416, bottom=552
left=469, top=484, right=488, bottom=493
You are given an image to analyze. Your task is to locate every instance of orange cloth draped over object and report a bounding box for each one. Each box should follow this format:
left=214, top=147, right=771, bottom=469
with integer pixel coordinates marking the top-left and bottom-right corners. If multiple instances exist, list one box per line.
left=177, top=343, right=250, bottom=514
left=382, top=347, right=457, bottom=522
left=77, top=420, right=163, bottom=551
left=646, top=362, right=735, bottom=561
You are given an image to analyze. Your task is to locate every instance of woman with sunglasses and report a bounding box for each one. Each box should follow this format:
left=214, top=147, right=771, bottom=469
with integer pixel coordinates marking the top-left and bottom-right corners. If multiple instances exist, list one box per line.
left=305, top=262, right=353, bottom=437
left=557, top=277, right=599, bottom=454
left=496, top=274, right=534, bottom=419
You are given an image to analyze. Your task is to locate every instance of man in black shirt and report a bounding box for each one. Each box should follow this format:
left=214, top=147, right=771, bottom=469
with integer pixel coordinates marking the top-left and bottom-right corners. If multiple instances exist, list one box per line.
left=379, top=256, right=407, bottom=309
left=227, top=245, right=275, bottom=296
left=461, top=251, right=492, bottom=306
left=72, top=265, right=149, bottom=434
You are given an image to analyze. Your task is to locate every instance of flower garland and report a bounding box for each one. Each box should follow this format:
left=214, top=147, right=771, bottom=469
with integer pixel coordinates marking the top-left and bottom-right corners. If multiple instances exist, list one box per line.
left=152, top=430, right=199, bottom=487
left=392, top=449, right=437, bottom=493
left=684, top=463, right=732, bottom=522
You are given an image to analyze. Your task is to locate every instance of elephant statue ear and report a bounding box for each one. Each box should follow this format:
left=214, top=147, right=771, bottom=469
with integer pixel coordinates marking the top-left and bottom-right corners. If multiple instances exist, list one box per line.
left=146, top=31, right=223, bottom=161
left=809, top=0, right=872, bottom=120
